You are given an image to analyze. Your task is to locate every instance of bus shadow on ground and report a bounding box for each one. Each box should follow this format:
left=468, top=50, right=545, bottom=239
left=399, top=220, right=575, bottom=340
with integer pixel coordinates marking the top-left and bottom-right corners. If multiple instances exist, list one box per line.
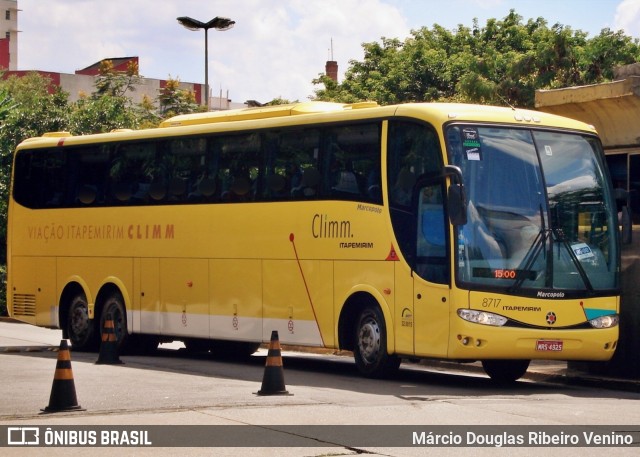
left=6, top=344, right=637, bottom=401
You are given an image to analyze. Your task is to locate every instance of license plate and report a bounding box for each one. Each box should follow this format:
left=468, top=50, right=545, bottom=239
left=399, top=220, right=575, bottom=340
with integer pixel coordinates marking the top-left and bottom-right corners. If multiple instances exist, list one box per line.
left=536, top=340, right=563, bottom=351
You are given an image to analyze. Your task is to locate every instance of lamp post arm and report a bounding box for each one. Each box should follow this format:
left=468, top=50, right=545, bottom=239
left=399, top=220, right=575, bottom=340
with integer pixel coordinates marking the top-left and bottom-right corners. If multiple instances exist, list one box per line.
left=177, top=16, right=235, bottom=110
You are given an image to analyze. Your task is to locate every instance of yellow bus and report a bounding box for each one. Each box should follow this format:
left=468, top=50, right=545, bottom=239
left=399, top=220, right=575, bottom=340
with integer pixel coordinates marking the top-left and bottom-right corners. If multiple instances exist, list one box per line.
left=7, top=101, right=620, bottom=382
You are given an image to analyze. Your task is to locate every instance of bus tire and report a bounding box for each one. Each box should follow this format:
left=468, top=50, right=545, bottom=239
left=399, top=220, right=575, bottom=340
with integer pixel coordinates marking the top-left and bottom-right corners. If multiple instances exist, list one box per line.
left=66, top=292, right=97, bottom=351
left=482, top=359, right=530, bottom=384
left=353, top=306, right=400, bottom=378
left=100, top=292, right=128, bottom=353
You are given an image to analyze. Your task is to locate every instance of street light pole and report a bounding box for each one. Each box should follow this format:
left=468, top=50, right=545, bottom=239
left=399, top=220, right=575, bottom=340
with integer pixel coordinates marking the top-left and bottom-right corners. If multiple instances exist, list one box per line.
left=204, top=26, right=209, bottom=110
left=177, top=16, right=235, bottom=110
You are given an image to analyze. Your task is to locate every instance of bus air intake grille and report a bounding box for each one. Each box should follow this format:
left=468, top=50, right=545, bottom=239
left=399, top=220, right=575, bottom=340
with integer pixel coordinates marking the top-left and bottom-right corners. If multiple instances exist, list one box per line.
left=12, top=294, right=36, bottom=316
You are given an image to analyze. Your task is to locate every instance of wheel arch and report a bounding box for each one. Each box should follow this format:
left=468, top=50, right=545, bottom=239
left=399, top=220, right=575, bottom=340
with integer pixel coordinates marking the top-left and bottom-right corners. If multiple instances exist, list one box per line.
left=337, top=288, right=395, bottom=354
left=94, top=277, right=132, bottom=335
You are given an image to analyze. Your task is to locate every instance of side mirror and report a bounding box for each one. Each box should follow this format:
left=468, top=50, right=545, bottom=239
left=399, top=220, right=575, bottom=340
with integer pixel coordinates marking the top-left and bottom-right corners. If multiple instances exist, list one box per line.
left=448, top=184, right=467, bottom=226
left=443, top=165, right=467, bottom=226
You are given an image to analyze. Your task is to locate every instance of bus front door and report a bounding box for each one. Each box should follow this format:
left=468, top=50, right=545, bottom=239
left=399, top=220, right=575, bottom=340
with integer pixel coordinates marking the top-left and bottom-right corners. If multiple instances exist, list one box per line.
left=412, top=182, right=450, bottom=358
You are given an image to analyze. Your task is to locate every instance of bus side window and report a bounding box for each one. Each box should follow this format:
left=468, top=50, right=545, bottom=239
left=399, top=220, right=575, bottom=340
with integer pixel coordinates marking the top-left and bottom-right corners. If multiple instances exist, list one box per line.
left=77, top=185, right=97, bottom=205
left=366, top=168, right=382, bottom=203
left=331, top=158, right=361, bottom=198
left=324, top=123, right=381, bottom=203
left=276, top=128, right=320, bottom=201
left=292, top=167, right=320, bottom=198
left=74, top=145, right=110, bottom=206
left=110, top=142, right=156, bottom=205
left=416, top=183, right=448, bottom=284
left=260, top=132, right=289, bottom=200
left=265, top=173, right=287, bottom=198
left=387, top=119, right=445, bottom=275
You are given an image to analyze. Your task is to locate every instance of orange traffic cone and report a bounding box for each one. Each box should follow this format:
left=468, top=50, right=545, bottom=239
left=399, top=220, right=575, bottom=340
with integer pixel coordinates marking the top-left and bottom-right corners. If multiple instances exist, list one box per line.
left=41, top=339, right=85, bottom=413
left=256, top=330, right=291, bottom=396
left=96, top=313, right=123, bottom=365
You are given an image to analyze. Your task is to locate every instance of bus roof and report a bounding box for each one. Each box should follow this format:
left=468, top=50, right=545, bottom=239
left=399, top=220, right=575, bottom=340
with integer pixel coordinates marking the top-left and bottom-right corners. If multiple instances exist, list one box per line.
left=17, top=102, right=598, bottom=150
left=393, top=103, right=597, bottom=133
left=159, top=101, right=380, bottom=127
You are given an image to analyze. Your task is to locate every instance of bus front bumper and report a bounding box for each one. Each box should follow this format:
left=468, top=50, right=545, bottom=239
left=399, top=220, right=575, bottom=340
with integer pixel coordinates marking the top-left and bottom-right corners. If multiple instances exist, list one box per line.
left=447, top=320, right=618, bottom=361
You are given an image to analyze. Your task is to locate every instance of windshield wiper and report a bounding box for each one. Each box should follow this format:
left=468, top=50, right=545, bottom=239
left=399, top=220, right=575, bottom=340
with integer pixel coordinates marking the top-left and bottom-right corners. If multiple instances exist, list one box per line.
left=552, top=228, right=594, bottom=292
left=509, top=205, right=549, bottom=293
left=508, top=227, right=549, bottom=293
left=509, top=210, right=595, bottom=293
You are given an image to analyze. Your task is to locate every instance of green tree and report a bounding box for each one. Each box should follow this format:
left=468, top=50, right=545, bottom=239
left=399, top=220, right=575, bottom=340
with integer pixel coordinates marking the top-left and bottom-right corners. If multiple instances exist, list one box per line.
left=313, top=9, right=640, bottom=108
left=0, top=72, right=71, bottom=161
left=582, top=28, right=640, bottom=82
left=0, top=86, right=13, bottom=315
left=94, top=59, right=142, bottom=98
left=0, top=73, right=71, bottom=314
left=70, top=92, right=144, bottom=133
left=69, top=59, right=154, bottom=134
left=157, top=77, right=202, bottom=117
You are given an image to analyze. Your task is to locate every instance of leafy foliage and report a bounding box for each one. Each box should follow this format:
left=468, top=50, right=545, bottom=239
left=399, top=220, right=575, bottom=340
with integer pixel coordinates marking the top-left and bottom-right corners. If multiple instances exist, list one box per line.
left=313, top=10, right=640, bottom=108
left=157, top=77, right=203, bottom=117
left=94, top=59, right=142, bottom=98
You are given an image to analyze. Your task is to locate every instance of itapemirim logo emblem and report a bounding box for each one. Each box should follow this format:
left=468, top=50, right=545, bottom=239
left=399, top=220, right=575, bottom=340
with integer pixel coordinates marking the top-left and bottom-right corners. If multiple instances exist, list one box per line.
left=545, top=312, right=557, bottom=325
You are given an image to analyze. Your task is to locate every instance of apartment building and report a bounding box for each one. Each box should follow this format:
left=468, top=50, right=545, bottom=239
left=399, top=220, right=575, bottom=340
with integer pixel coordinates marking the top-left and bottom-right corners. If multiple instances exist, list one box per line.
left=0, top=0, right=18, bottom=70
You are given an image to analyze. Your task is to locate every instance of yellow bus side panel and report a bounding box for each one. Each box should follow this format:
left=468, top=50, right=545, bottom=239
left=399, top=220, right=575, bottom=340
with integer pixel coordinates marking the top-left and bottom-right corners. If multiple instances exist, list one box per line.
left=393, top=262, right=415, bottom=356
left=393, top=261, right=452, bottom=359
left=210, top=259, right=263, bottom=342
left=135, top=257, right=161, bottom=335
left=263, top=259, right=333, bottom=347
left=158, top=258, right=209, bottom=338
left=9, top=256, right=56, bottom=327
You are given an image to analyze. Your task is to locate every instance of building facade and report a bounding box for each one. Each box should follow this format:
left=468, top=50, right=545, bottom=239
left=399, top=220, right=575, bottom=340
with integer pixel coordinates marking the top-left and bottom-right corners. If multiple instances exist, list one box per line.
left=0, top=0, right=18, bottom=70
left=0, top=2, right=244, bottom=110
left=4, top=56, right=244, bottom=110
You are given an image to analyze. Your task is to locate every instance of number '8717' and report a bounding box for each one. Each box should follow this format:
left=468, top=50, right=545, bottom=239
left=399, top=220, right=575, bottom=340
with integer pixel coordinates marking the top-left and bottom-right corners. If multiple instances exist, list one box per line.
left=481, top=298, right=501, bottom=308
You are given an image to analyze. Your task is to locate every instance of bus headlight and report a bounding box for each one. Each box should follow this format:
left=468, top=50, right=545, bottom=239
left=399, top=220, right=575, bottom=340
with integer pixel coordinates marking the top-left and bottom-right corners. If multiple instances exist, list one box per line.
left=457, top=309, right=507, bottom=327
left=589, top=314, right=619, bottom=329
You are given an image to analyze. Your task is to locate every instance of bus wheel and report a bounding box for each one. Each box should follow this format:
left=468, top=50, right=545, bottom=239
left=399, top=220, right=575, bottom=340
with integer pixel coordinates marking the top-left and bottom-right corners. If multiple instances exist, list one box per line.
left=354, top=306, right=400, bottom=378
left=67, top=292, right=96, bottom=351
left=482, top=359, right=530, bottom=384
left=100, top=292, right=128, bottom=352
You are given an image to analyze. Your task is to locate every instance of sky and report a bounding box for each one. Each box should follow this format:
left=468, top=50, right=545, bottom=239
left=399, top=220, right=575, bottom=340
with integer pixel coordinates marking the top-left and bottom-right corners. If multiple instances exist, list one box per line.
left=14, top=0, right=640, bottom=105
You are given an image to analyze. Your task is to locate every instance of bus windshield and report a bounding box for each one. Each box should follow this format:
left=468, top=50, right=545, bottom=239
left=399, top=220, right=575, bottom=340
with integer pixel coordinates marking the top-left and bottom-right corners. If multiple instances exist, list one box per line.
left=447, top=125, right=618, bottom=293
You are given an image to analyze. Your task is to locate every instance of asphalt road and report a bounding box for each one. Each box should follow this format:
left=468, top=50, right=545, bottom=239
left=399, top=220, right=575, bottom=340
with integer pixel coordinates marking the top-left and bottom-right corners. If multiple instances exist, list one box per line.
left=1, top=320, right=640, bottom=457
